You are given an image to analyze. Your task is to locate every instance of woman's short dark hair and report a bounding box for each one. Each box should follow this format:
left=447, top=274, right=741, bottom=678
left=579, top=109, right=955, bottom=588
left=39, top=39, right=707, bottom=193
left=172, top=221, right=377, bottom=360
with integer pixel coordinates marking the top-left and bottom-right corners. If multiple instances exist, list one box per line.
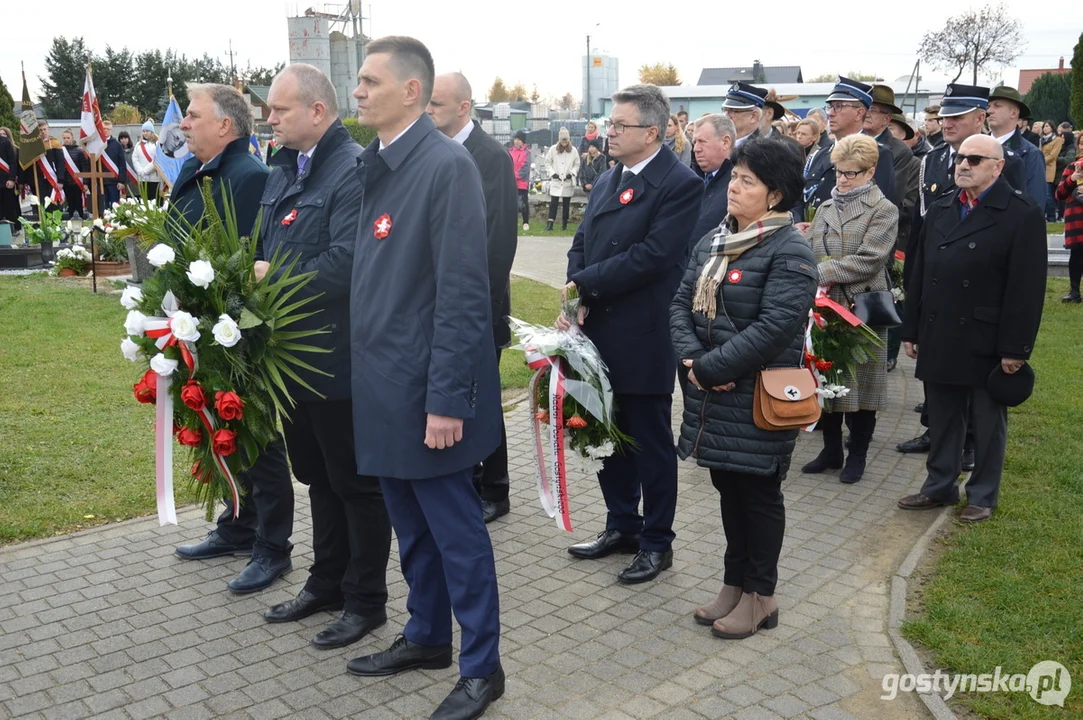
left=730, top=137, right=805, bottom=212
left=118, top=131, right=132, bottom=144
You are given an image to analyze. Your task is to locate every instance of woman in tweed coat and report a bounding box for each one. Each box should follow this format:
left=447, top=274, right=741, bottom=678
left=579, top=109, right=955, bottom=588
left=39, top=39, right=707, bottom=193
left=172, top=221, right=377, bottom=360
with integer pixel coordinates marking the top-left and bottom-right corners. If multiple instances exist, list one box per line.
left=803, top=134, right=898, bottom=483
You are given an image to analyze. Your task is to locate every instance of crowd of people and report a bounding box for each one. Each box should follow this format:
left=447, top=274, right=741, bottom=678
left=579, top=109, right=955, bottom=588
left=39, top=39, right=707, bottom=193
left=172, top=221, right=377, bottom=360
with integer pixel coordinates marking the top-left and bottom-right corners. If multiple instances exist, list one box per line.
left=3, top=38, right=1069, bottom=717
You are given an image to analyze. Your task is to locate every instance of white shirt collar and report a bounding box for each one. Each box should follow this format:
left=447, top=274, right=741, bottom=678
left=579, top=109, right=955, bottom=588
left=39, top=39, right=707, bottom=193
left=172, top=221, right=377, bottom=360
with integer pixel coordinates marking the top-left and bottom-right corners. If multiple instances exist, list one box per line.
left=624, top=145, right=662, bottom=176
left=379, top=116, right=422, bottom=152
left=992, top=130, right=1014, bottom=145
left=451, top=121, right=474, bottom=146
left=301, top=143, right=318, bottom=160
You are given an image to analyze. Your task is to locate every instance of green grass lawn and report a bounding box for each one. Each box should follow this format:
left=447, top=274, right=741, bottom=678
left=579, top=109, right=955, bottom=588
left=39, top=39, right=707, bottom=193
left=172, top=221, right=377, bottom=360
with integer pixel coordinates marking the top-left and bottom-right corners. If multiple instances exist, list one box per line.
left=1047, top=222, right=1065, bottom=234
left=902, top=277, right=1083, bottom=719
left=0, top=274, right=558, bottom=542
left=518, top=216, right=580, bottom=237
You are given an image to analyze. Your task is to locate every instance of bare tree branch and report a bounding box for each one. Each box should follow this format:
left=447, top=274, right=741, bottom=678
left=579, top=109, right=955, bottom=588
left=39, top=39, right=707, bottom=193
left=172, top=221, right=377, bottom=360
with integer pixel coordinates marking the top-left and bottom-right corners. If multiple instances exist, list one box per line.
left=917, top=3, right=1025, bottom=85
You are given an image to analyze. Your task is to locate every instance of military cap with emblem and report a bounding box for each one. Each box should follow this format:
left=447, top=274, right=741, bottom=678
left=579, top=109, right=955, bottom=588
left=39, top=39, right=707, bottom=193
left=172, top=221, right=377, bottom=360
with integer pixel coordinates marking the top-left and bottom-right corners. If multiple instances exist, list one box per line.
left=722, top=81, right=768, bottom=110
left=889, top=113, right=915, bottom=140
left=870, top=84, right=903, bottom=115
left=939, top=83, right=989, bottom=117
left=826, top=76, right=874, bottom=108
left=988, top=85, right=1032, bottom=122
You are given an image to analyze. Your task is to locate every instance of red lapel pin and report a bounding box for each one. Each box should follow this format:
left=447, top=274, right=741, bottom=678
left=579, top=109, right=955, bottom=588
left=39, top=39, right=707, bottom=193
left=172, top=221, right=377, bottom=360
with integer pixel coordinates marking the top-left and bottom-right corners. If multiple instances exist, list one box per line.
left=373, top=213, right=392, bottom=239
left=619, top=188, right=635, bottom=205
left=281, top=209, right=298, bottom=226
left=728, top=269, right=743, bottom=284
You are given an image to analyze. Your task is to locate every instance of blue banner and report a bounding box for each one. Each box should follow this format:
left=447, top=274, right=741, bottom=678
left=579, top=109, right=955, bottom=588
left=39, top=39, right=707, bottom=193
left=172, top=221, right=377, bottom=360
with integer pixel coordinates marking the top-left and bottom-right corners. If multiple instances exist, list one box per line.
left=154, top=95, right=190, bottom=189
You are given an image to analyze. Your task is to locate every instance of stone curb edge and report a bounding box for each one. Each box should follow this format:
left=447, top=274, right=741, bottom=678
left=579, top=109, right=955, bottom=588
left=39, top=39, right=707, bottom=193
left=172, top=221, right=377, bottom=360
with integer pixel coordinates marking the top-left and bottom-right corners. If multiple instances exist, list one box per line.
left=888, top=507, right=956, bottom=720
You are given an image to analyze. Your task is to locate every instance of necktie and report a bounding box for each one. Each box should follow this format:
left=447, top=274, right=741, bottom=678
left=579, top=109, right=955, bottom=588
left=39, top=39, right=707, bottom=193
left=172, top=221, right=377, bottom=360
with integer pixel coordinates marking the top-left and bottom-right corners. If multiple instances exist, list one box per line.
left=704, top=172, right=712, bottom=187
left=296, top=153, right=308, bottom=178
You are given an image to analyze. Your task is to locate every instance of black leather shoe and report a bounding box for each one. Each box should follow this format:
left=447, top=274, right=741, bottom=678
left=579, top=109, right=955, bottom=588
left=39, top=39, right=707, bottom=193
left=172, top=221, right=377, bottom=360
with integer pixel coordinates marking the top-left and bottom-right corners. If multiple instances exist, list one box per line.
left=567, top=530, right=640, bottom=559
left=264, top=590, right=344, bottom=623
left=896, top=431, right=931, bottom=453
left=617, top=550, right=673, bottom=584
left=226, top=554, right=291, bottom=594
left=886, top=358, right=897, bottom=372
left=961, top=448, right=976, bottom=472
left=347, top=635, right=453, bottom=677
left=430, top=665, right=506, bottom=720
left=481, top=498, right=510, bottom=524
left=175, top=531, right=253, bottom=560
left=312, top=610, right=387, bottom=649
left=913, top=402, right=925, bottom=414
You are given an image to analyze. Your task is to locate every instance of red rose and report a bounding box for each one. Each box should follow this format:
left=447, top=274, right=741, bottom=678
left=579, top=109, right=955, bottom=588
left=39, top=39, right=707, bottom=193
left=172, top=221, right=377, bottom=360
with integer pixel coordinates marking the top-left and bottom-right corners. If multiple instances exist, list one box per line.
left=175, top=426, right=203, bottom=447
left=133, top=369, right=157, bottom=404
left=191, top=461, right=210, bottom=484
left=212, top=428, right=237, bottom=456
left=215, top=391, right=245, bottom=421
left=180, top=380, right=207, bottom=412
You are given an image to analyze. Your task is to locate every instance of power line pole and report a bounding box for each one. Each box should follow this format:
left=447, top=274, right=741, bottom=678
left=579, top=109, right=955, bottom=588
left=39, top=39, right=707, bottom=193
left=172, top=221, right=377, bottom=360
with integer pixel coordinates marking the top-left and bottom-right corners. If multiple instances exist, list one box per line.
left=226, top=39, right=237, bottom=85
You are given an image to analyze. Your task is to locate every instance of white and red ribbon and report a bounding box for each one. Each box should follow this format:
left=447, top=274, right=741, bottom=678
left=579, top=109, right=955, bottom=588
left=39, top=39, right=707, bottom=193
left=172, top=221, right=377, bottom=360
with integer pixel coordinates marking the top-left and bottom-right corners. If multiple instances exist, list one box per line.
left=155, top=375, right=177, bottom=525
left=527, top=349, right=574, bottom=532
left=60, top=146, right=85, bottom=193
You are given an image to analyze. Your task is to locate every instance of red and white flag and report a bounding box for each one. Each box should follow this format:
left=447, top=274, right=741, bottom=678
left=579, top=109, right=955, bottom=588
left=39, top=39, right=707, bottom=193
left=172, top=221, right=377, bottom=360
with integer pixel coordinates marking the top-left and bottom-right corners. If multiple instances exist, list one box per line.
left=79, top=68, right=107, bottom=156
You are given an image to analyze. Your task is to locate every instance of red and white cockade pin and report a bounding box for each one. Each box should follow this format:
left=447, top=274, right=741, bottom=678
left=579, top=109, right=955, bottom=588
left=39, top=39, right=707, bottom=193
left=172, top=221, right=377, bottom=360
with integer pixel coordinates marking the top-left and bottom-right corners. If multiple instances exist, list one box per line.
left=373, top=213, right=392, bottom=239
left=281, top=209, right=298, bottom=226
left=728, top=269, right=743, bottom=284
left=619, top=188, right=635, bottom=204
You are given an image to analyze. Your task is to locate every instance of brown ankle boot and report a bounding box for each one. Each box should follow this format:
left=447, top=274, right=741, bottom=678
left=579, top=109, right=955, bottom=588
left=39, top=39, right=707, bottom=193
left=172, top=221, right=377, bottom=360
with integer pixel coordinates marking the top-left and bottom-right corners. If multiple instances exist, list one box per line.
left=711, top=592, right=779, bottom=639
left=693, top=585, right=742, bottom=626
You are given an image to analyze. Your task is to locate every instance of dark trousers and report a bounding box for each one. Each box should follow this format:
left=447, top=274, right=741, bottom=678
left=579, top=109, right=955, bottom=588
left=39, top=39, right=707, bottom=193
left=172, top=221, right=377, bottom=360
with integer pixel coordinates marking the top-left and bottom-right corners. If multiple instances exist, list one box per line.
left=282, top=399, right=391, bottom=614
left=63, top=183, right=84, bottom=217
left=887, top=301, right=904, bottom=362
left=920, top=383, right=975, bottom=450
left=548, top=196, right=570, bottom=225
left=597, top=393, right=677, bottom=552
left=1069, top=245, right=1082, bottom=291
left=214, top=437, right=294, bottom=560
left=517, top=189, right=529, bottom=225
left=100, top=183, right=121, bottom=211
left=1045, top=182, right=1059, bottom=222
left=140, top=181, right=160, bottom=201
left=921, top=383, right=1008, bottom=508
left=710, top=468, right=785, bottom=596
left=381, top=468, right=501, bottom=678
left=474, top=348, right=509, bottom=502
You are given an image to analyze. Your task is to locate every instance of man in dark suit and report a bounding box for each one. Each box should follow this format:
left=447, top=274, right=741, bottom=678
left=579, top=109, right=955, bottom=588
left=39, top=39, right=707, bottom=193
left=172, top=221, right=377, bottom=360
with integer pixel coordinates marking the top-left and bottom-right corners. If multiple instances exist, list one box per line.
left=689, top=113, right=735, bottom=246
left=864, top=85, right=918, bottom=222
left=986, top=86, right=1046, bottom=203
left=897, top=84, right=1029, bottom=461
left=899, top=134, right=1046, bottom=523
left=251, top=64, right=392, bottom=649
left=170, top=83, right=296, bottom=596
left=428, top=71, right=519, bottom=524
left=100, top=121, right=128, bottom=208
left=560, top=84, right=702, bottom=584
left=343, top=37, right=504, bottom=720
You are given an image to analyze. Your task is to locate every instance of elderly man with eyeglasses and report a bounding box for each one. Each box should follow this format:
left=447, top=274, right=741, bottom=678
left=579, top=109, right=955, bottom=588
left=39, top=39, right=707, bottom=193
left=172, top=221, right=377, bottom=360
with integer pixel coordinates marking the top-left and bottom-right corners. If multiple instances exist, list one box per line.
left=798, top=76, right=897, bottom=226
left=898, top=134, right=1046, bottom=523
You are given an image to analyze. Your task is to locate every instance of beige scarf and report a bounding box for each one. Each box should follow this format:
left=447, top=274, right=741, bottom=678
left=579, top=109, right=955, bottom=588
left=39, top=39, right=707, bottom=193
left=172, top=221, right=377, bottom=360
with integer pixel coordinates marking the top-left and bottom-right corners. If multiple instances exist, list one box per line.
left=692, top=210, right=793, bottom=319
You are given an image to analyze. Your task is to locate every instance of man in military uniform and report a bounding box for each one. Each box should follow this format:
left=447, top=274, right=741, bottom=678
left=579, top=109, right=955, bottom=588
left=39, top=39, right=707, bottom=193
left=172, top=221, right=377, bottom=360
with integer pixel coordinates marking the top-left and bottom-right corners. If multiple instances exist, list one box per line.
left=721, top=82, right=767, bottom=148
left=897, top=83, right=1028, bottom=461
left=986, top=86, right=1046, bottom=203
left=799, top=76, right=896, bottom=221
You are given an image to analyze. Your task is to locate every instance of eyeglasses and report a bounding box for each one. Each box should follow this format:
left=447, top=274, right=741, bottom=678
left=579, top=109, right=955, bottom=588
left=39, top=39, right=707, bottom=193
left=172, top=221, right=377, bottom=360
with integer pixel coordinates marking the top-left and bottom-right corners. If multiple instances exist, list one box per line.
left=836, top=168, right=872, bottom=179
left=956, top=154, right=1000, bottom=166
left=609, top=122, right=651, bottom=135
left=826, top=102, right=863, bottom=114
left=867, top=106, right=892, bottom=116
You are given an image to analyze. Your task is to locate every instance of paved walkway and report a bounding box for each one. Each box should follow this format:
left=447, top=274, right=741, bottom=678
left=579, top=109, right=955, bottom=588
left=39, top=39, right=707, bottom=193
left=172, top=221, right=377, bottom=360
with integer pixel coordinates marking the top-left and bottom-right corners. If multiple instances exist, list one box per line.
left=1, top=238, right=943, bottom=719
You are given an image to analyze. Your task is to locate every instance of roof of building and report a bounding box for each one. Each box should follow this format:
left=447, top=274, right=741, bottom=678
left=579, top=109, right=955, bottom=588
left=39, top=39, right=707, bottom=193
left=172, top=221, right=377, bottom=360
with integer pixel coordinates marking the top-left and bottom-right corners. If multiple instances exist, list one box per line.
left=697, top=66, right=803, bottom=85
left=245, top=85, right=271, bottom=109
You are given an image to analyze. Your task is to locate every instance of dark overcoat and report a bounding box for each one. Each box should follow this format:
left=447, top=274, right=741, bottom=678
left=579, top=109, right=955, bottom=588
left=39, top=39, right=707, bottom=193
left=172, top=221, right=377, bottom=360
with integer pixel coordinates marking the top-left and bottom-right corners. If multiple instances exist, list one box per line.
left=670, top=225, right=818, bottom=476
left=462, top=120, right=519, bottom=349
left=902, top=177, right=1046, bottom=386
left=349, top=113, right=501, bottom=480
left=255, top=120, right=360, bottom=402
left=567, top=145, right=703, bottom=396
left=169, top=136, right=269, bottom=241
left=688, top=158, right=732, bottom=249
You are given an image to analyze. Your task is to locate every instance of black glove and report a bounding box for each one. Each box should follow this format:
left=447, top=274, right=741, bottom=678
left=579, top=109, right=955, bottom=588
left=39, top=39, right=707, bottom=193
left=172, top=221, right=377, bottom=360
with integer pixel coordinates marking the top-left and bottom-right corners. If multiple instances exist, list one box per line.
left=551, top=174, right=560, bottom=180
left=565, top=174, right=572, bottom=181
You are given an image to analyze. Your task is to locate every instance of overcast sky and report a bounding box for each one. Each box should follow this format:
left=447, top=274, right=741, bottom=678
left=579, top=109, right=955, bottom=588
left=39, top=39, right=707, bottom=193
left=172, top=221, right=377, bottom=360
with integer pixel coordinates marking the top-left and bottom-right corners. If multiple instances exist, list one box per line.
left=3, top=0, right=1079, bottom=104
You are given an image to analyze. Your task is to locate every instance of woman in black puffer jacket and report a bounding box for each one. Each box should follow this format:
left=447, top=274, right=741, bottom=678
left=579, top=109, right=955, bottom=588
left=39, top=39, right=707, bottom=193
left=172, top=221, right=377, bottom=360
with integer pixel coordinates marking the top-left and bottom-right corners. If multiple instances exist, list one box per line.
left=670, top=137, right=817, bottom=641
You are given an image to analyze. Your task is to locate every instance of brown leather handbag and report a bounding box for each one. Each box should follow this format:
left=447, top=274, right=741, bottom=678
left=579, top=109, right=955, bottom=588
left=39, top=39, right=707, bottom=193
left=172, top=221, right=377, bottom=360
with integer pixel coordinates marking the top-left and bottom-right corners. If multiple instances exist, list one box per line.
left=753, top=367, right=822, bottom=431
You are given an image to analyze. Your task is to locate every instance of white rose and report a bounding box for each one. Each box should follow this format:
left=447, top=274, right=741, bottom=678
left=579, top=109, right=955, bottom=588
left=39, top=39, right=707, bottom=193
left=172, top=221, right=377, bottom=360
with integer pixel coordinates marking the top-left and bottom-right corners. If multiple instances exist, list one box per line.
left=124, top=310, right=147, bottom=336
left=150, top=352, right=178, bottom=376
left=146, top=244, right=176, bottom=267
left=169, top=311, right=201, bottom=342
left=120, top=286, right=143, bottom=310
left=186, top=260, right=215, bottom=289
left=212, top=314, right=242, bottom=347
left=93, top=217, right=105, bottom=230
left=120, top=337, right=143, bottom=362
